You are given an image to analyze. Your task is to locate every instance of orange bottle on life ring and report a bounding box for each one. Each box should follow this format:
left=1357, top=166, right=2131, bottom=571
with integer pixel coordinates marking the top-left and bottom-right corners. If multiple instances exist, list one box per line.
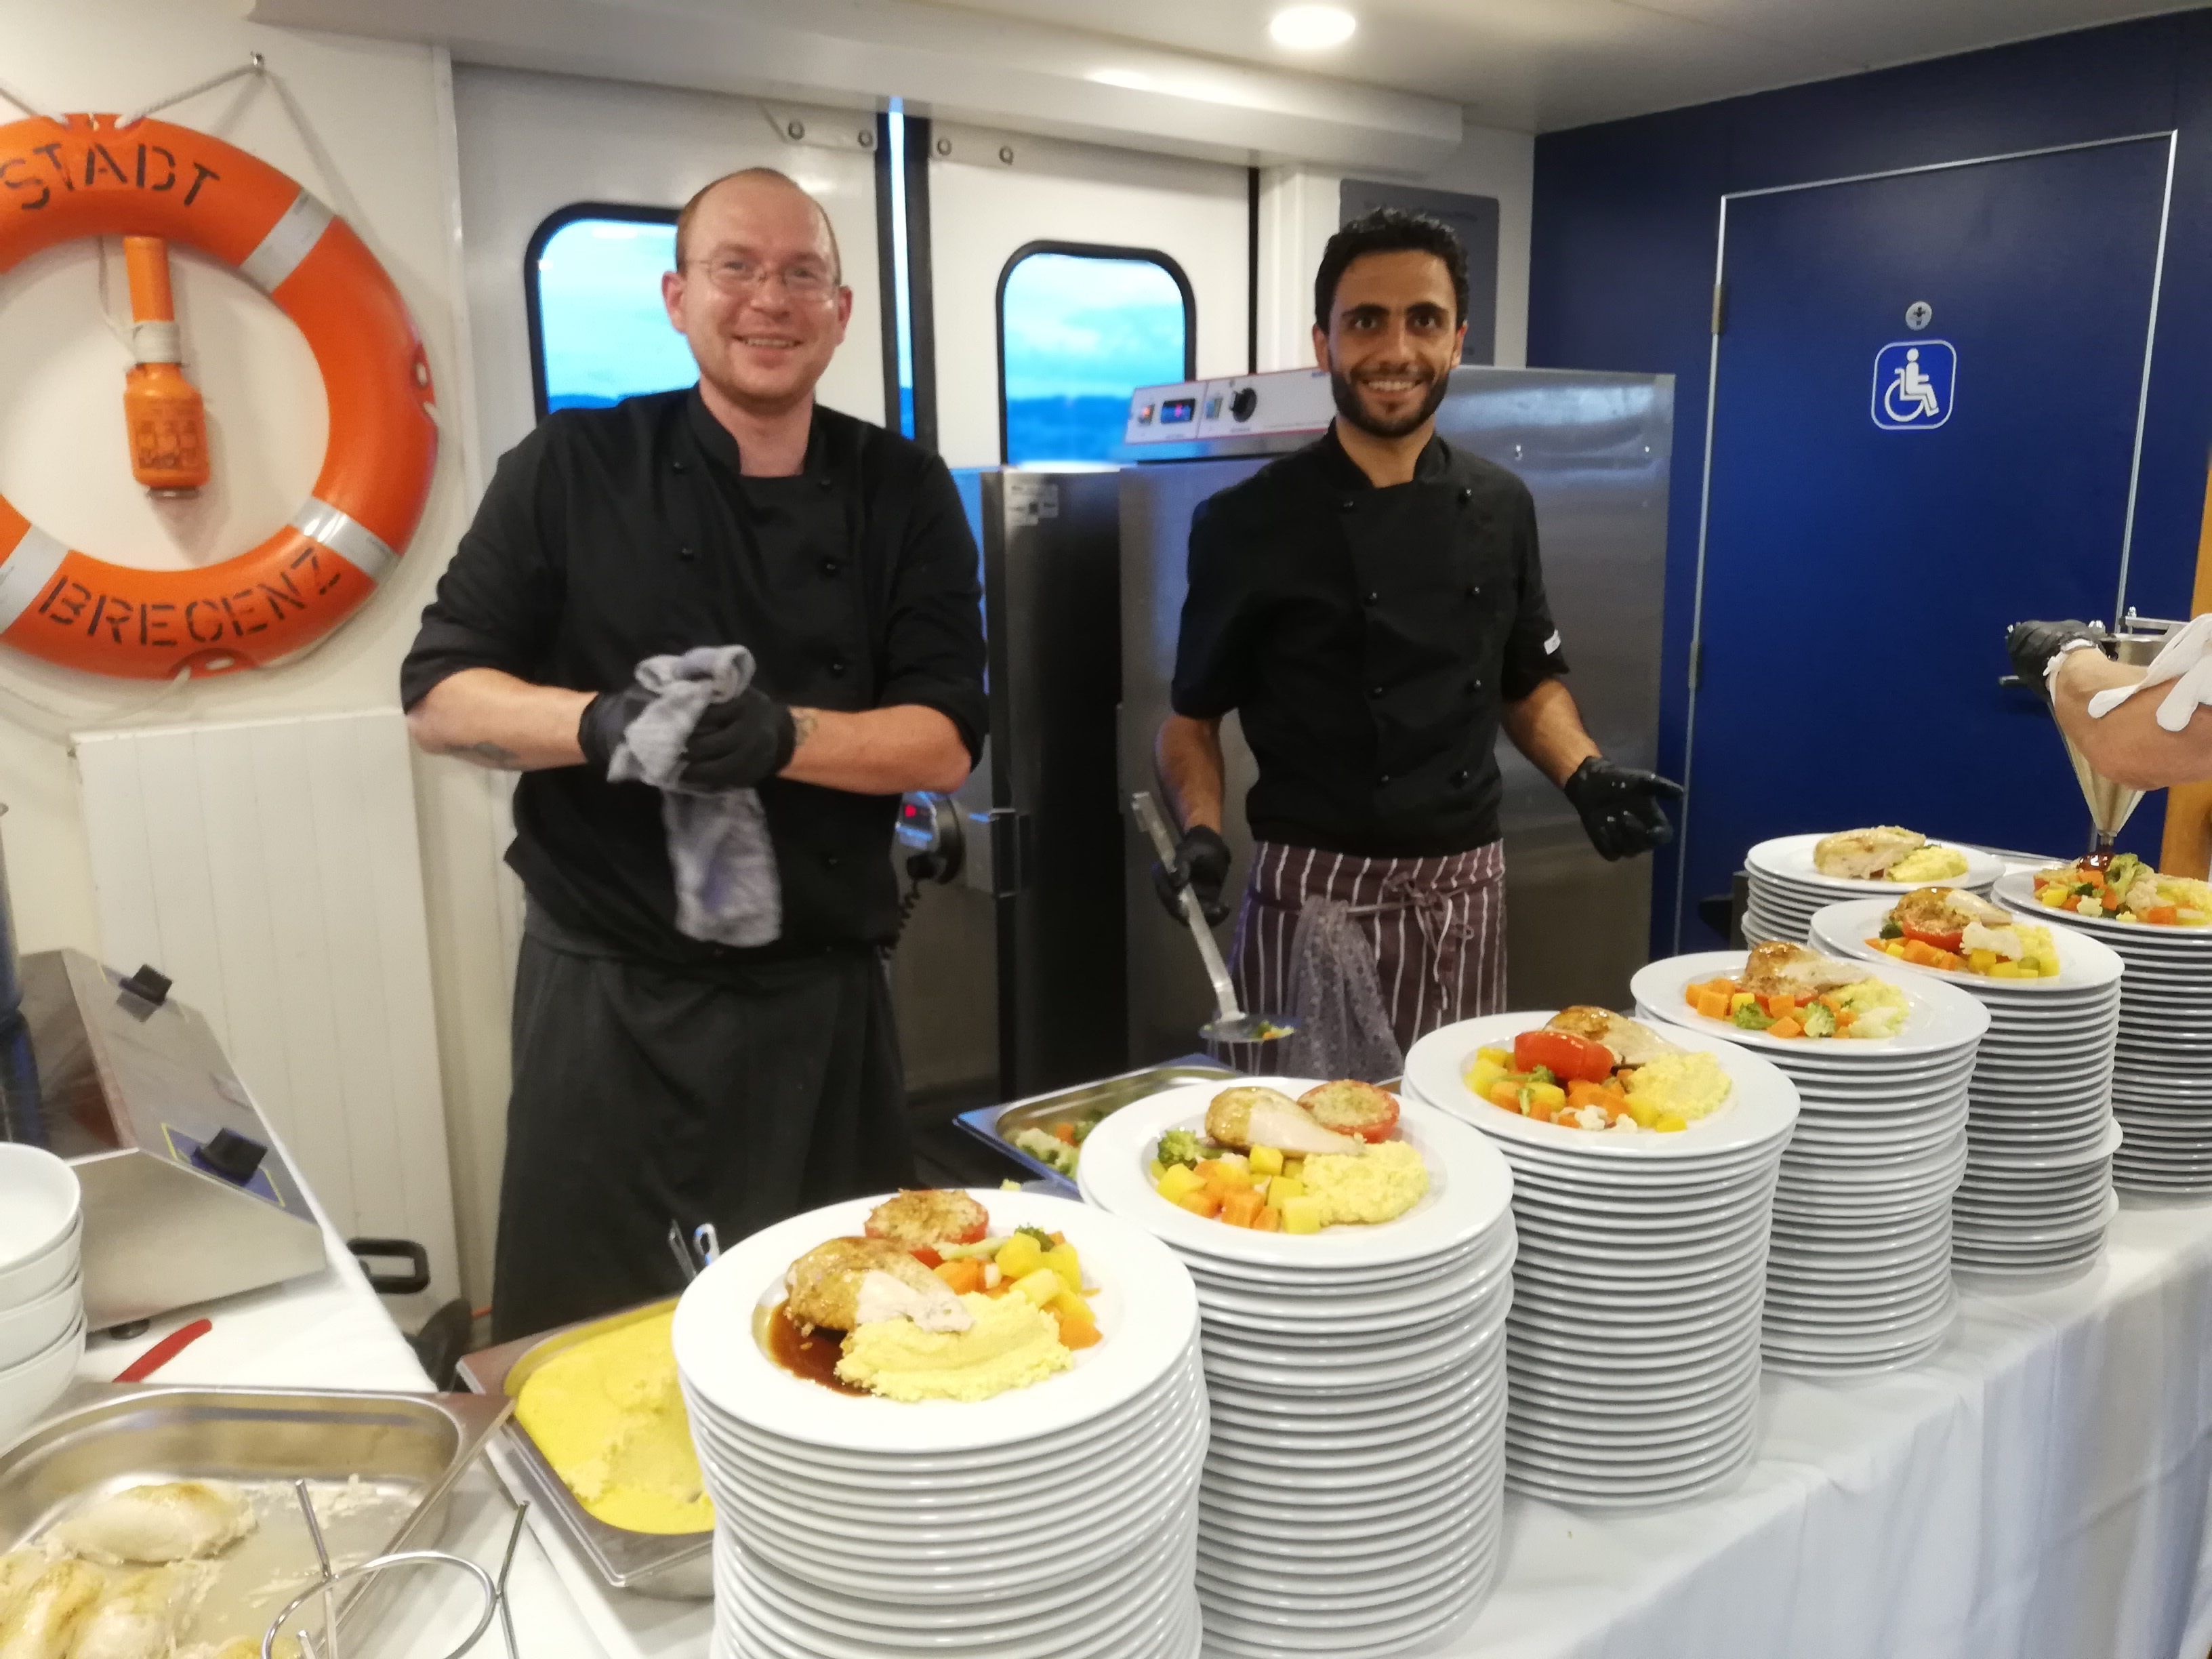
left=120, top=234, right=210, bottom=495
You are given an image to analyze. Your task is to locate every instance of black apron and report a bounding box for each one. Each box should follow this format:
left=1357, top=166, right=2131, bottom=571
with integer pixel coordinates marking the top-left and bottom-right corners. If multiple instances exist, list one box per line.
left=490, top=903, right=913, bottom=1340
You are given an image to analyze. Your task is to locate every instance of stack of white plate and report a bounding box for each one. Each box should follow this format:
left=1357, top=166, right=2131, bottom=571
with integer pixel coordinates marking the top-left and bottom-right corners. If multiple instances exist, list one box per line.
left=1812, top=898, right=2125, bottom=1278
left=1743, top=834, right=2005, bottom=945
left=1404, top=1015, right=1796, bottom=1509
left=1079, top=1080, right=1515, bottom=1658
left=1996, top=869, right=2212, bottom=1196
left=0, top=1145, right=85, bottom=1448
left=1635, top=954, right=1990, bottom=1376
left=672, top=1189, right=1204, bottom=1659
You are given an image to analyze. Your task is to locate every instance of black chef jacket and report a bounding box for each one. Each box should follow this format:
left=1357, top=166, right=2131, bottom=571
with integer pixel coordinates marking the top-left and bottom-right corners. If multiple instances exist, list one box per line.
left=400, top=389, right=987, bottom=966
left=1171, top=424, right=1565, bottom=859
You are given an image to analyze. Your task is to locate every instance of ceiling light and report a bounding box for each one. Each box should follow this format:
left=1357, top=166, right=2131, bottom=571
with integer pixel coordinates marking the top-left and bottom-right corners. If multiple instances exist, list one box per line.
left=1269, top=4, right=1356, bottom=50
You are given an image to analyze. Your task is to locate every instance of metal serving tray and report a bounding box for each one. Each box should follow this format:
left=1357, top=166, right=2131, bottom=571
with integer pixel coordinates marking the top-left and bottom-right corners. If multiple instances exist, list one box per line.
left=457, top=1297, right=710, bottom=1601
left=955, top=1058, right=1236, bottom=1190
left=0, top=1383, right=509, bottom=1647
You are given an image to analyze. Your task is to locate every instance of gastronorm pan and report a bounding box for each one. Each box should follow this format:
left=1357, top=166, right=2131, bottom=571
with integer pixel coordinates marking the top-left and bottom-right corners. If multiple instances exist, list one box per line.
left=0, top=1382, right=510, bottom=1646
left=458, top=1296, right=710, bottom=1600
left=956, top=1058, right=1236, bottom=1189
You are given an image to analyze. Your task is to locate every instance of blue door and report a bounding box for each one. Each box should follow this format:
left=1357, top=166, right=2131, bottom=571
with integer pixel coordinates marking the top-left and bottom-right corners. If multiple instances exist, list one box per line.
left=1675, top=137, right=2171, bottom=947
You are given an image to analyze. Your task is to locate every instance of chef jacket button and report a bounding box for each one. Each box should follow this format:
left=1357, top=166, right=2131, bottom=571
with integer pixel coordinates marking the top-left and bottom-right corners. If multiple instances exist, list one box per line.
left=1369, top=684, right=1385, bottom=699
left=671, top=459, right=688, bottom=474
left=824, top=853, right=842, bottom=869
left=828, top=656, right=848, bottom=676
left=678, top=545, right=696, bottom=562
left=821, top=558, right=842, bottom=577
left=1452, top=767, right=1471, bottom=786
left=817, top=476, right=834, bottom=491
left=1340, top=498, right=1357, bottom=512
left=1378, top=772, right=1393, bottom=785
left=1470, top=676, right=1483, bottom=693
left=1458, top=487, right=1473, bottom=506
left=1364, top=590, right=1380, bottom=605
left=1467, top=584, right=1480, bottom=599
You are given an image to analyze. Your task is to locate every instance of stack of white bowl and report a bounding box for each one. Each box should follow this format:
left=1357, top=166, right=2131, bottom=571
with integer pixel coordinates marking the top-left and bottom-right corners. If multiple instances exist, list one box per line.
left=0, top=1145, right=84, bottom=1447
left=1406, top=1017, right=1795, bottom=1509
left=672, top=1189, right=1204, bottom=1659
left=1080, top=1079, right=1515, bottom=1658
left=1743, top=834, right=2005, bottom=945
left=1995, top=870, right=2212, bottom=1196
left=1814, top=898, right=2124, bottom=1278
left=1636, top=954, right=1989, bottom=1376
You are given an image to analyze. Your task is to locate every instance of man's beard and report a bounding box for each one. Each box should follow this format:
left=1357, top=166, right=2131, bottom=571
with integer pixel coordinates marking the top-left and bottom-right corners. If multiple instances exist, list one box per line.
left=1329, top=362, right=1450, bottom=439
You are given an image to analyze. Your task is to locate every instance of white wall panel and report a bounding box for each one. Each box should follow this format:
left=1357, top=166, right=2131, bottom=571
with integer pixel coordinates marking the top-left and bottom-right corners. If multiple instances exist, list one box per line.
left=75, top=712, right=461, bottom=1326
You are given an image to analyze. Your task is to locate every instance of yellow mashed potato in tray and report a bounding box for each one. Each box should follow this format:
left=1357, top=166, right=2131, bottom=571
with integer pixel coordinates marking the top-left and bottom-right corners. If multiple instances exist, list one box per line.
left=514, top=1310, right=714, bottom=1535
left=836, top=1290, right=1074, bottom=1403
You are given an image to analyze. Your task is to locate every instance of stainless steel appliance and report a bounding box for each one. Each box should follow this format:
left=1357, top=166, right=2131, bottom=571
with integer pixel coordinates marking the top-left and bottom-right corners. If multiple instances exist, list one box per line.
left=889, top=468, right=1130, bottom=1108
left=0, top=949, right=325, bottom=1329
left=1118, top=365, right=1675, bottom=1061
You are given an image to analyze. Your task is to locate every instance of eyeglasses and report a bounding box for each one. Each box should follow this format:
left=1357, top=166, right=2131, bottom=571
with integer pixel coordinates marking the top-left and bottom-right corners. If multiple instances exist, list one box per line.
left=684, top=257, right=839, bottom=299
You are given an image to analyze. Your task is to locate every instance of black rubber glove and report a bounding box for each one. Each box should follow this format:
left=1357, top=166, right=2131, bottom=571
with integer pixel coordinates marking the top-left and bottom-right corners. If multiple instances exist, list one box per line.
left=1152, top=825, right=1233, bottom=924
left=1562, top=757, right=1684, bottom=862
left=577, top=684, right=796, bottom=789
left=2006, top=619, right=2102, bottom=705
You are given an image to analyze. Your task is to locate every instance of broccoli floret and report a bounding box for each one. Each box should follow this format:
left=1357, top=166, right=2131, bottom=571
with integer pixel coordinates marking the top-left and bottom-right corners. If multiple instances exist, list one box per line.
left=1732, top=1002, right=1774, bottom=1031
left=1879, top=919, right=1903, bottom=940
left=1015, top=1225, right=1056, bottom=1248
left=1527, top=1065, right=1558, bottom=1088
left=1156, top=1128, right=1208, bottom=1168
left=1801, top=1002, right=1838, bottom=1038
left=1011, top=1127, right=1079, bottom=1176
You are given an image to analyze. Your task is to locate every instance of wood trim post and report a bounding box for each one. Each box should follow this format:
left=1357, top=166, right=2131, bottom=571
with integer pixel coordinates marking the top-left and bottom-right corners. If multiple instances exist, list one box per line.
left=2157, top=460, right=2212, bottom=878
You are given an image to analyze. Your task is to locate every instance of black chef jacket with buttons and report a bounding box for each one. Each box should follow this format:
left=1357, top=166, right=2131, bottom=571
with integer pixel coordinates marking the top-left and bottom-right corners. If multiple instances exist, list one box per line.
left=400, top=388, right=987, bottom=966
left=1170, top=424, right=1566, bottom=859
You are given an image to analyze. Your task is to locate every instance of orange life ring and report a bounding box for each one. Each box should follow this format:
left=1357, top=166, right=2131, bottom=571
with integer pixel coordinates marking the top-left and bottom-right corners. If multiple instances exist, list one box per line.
left=0, top=113, right=437, bottom=679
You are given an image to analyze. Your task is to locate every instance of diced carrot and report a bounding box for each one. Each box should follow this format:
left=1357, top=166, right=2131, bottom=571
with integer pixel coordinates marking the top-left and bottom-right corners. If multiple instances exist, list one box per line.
left=2103, top=888, right=2124, bottom=912
left=1767, top=1017, right=1804, bottom=1040
left=1176, top=1191, right=1222, bottom=1219
left=1053, top=1122, right=1078, bottom=1144
left=1053, top=1305, right=1103, bottom=1349
left=933, top=1258, right=987, bottom=1295
left=1695, top=989, right=1732, bottom=1021
left=1761, top=994, right=1798, bottom=1020
left=1193, top=1160, right=1229, bottom=1182
left=2148, top=905, right=2179, bottom=925
left=1566, top=1079, right=1612, bottom=1111
left=2081, top=867, right=2106, bottom=886
left=1252, top=1205, right=1282, bottom=1232
left=1221, top=1189, right=1265, bottom=1229
left=1836, top=1009, right=1856, bottom=1030
left=1487, top=1082, right=1523, bottom=1112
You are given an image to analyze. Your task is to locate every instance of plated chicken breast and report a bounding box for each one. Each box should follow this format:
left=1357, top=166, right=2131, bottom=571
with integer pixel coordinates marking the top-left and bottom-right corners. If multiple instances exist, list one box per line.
left=783, top=1237, right=970, bottom=1334
left=1813, top=826, right=1927, bottom=880
left=1544, top=1006, right=1683, bottom=1067
left=1738, top=941, right=1869, bottom=1000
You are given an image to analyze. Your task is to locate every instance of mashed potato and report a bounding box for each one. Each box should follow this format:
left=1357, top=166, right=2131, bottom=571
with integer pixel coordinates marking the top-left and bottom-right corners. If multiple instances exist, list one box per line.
left=1834, top=979, right=1909, bottom=1038
left=1299, top=1141, right=1428, bottom=1227
left=836, top=1291, right=1072, bottom=1404
left=1622, top=1052, right=1733, bottom=1124
left=1885, top=845, right=1969, bottom=883
left=515, top=1311, right=713, bottom=1534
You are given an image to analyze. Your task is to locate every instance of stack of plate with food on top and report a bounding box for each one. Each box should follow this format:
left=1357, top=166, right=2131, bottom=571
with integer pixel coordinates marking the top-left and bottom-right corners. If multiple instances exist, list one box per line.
left=1635, top=943, right=1989, bottom=1374
left=671, top=1187, right=1204, bottom=1659
left=1078, top=1077, right=1515, bottom=1658
left=1404, top=1008, right=1796, bottom=1509
left=1812, top=887, right=2125, bottom=1278
left=1999, top=856, right=2212, bottom=1196
left=1743, top=827, right=2005, bottom=945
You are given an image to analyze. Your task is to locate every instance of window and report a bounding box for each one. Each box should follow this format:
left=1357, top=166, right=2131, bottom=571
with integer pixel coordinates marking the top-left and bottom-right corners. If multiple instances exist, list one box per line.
left=998, top=245, right=1193, bottom=464
left=526, top=206, right=696, bottom=417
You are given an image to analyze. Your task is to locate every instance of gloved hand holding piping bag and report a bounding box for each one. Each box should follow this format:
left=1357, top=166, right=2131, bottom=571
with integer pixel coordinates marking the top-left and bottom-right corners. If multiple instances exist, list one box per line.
left=2009, top=615, right=2212, bottom=790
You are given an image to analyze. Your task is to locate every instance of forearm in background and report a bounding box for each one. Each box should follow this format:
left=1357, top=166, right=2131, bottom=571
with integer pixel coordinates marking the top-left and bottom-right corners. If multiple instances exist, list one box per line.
left=1500, top=677, right=1601, bottom=790
left=405, top=668, right=594, bottom=770
left=1156, top=714, right=1227, bottom=832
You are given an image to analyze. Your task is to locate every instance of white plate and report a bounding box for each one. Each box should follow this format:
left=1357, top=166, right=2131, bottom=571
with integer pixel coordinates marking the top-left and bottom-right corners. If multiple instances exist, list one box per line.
left=1078, top=1079, right=1509, bottom=1271
left=1811, top=897, right=2125, bottom=994
left=1635, top=953, right=1990, bottom=1059
left=1404, top=1011, right=1799, bottom=1160
left=1198, top=1573, right=1491, bottom=1650
left=1749, top=833, right=2005, bottom=894
left=675, top=1188, right=1195, bottom=1454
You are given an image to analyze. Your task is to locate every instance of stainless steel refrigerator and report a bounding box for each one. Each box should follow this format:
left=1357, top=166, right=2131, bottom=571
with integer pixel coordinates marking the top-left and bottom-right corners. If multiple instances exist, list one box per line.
left=1117, top=365, right=1676, bottom=1065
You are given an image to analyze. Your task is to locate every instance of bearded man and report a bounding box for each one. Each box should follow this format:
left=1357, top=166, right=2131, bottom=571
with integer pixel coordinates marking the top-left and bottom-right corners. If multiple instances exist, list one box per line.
left=1151, top=209, right=1679, bottom=1072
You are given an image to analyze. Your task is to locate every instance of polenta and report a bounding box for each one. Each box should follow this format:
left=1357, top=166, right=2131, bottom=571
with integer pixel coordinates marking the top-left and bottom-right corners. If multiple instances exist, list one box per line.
left=514, top=1311, right=714, bottom=1534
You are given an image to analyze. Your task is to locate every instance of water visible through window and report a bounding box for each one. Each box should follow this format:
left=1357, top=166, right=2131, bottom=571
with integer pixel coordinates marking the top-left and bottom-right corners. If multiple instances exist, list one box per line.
left=1000, top=250, right=1189, bottom=464
left=533, top=215, right=695, bottom=413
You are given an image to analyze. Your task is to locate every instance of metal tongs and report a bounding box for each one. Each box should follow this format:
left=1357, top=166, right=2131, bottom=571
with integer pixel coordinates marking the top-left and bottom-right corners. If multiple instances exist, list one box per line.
left=1129, top=791, right=1297, bottom=1046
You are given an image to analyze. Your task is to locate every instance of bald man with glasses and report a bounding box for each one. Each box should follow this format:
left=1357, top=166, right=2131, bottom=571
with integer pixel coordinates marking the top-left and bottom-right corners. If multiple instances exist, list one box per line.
left=403, top=169, right=986, bottom=1338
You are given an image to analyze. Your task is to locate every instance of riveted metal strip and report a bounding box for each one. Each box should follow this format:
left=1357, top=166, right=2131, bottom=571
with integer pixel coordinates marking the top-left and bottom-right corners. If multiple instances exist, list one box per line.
left=0, top=524, right=70, bottom=634
left=290, top=499, right=398, bottom=583
left=240, top=190, right=336, bottom=293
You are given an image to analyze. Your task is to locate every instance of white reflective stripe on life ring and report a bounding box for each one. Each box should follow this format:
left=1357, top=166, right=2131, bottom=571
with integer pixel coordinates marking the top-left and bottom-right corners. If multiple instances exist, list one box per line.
left=240, top=190, right=335, bottom=293
left=289, top=497, right=397, bottom=582
left=0, top=523, right=68, bottom=634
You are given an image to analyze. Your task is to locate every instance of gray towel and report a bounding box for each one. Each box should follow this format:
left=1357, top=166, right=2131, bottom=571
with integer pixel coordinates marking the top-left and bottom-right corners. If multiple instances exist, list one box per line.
left=607, top=645, right=783, bottom=948
left=1279, top=896, right=1404, bottom=1083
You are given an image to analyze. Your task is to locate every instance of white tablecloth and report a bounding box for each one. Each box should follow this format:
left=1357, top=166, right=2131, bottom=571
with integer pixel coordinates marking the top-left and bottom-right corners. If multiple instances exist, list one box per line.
left=59, top=1193, right=2212, bottom=1659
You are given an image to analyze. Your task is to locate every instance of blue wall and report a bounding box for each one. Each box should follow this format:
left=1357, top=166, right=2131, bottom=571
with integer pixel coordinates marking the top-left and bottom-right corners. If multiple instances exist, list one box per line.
left=1530, top=10, right=2212, bottom=946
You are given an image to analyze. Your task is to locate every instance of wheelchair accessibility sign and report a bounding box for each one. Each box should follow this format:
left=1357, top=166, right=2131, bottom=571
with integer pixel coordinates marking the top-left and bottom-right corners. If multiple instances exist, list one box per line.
left=1872, top=340, right=1955, bottom=430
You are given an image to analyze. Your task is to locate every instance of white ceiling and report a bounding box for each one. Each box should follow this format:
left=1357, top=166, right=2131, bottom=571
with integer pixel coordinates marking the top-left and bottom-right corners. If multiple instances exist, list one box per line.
left=917, top=0, right=2198, bottom=131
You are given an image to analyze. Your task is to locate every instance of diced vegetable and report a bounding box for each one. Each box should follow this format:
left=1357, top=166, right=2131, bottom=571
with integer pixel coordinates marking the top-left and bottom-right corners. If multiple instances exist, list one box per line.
left=1049, top=1291, right=1102, bottom=1349
left=933, top=1257, right=987, bottom=1295
left=1220, top=1189, right=1265, bottom=1228
left=1011, top=1267, right=1067, bottom=1305
left=1248, top=1146, right=1286, bottom=1178
left=1281, top=1196, right=1324, bottom=1235
left=1175, top=1191, right=1221, bottom=1219
left=1156, top=1164, right=1206, bottom=1204
left=1042, top=1242, right=1083, bottom=1290
left=996, top=1232, right=1046, bottom=1282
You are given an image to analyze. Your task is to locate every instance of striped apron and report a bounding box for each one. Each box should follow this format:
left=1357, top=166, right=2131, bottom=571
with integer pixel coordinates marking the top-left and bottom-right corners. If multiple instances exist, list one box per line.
left=1218, top=840, right=1507, bottom=1075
